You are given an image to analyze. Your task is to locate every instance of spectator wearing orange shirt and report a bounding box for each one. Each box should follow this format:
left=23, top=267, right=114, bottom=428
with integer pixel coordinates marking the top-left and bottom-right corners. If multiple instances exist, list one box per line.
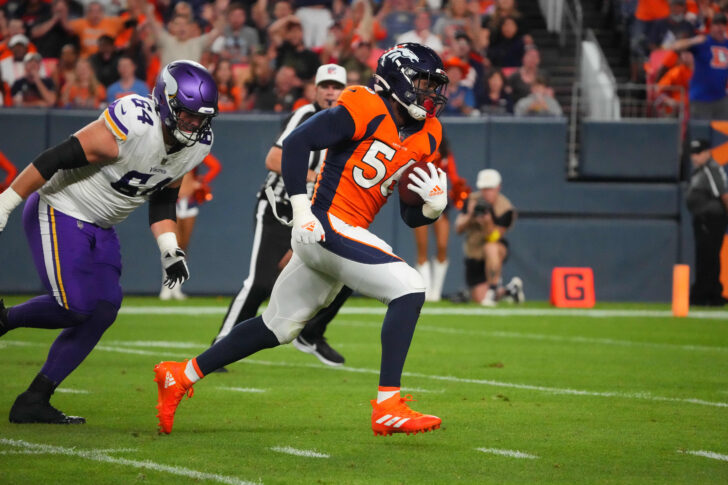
left=59, top=58, right=106, bottom=109
left=68, top=1, right=124, bottom=58
left=213, top=59, right=243, bottom=112
left=632, top=0, right=671, bottom=79
left=656, top=49, right=693, bottom=116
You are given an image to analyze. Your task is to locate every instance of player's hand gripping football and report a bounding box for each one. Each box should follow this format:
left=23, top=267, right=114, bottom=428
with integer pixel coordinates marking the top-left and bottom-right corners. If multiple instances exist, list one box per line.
left=161, top=247, right=190, bottom=289
left=290, top=193, right=325, bottom=244
left=407, top=162, right=448, bottom=219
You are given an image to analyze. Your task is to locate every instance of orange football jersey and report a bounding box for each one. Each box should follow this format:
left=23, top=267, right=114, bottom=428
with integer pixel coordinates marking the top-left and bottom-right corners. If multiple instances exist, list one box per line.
left=311, top=86, right=442, bottom=228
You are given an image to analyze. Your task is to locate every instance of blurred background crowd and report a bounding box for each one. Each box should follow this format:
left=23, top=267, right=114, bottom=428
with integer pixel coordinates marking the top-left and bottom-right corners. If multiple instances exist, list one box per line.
left=0, top=0, right=563, bottom=117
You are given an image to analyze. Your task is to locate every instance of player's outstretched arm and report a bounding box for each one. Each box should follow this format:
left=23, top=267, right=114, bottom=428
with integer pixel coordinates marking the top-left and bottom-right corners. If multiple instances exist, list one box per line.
left=149, top=179, right=190, bottom=289
left=0, top=119, right=119, bottom=233
left=281, top=106, right=356, bottom=244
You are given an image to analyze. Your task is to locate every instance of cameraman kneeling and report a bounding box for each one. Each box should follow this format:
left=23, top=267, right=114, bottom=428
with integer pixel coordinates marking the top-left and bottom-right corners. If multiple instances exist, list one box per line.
left=455, top=169, right=523, bottom=306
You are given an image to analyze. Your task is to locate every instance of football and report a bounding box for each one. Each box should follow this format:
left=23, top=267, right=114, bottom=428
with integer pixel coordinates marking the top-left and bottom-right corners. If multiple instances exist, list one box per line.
left=398, top=161, right=430, bottom=206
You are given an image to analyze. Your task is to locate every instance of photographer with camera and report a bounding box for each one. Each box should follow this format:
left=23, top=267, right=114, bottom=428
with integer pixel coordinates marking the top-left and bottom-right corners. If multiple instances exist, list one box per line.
left=455, top=169, right=524, bottom=306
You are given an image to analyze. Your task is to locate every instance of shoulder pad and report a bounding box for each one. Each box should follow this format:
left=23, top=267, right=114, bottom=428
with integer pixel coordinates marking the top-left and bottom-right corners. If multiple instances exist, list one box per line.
left=337, top=86, right=385, bottom=140
left=102, top=94, right=157, bottom=141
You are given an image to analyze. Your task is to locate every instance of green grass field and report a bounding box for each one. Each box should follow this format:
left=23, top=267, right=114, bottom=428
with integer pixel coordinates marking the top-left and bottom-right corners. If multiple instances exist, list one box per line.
left=1, top=296, right=727, bottom=484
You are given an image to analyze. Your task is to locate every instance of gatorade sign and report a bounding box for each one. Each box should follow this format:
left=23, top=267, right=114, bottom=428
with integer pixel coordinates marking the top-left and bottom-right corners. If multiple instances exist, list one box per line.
left=550, top=267, right=595, bottom=308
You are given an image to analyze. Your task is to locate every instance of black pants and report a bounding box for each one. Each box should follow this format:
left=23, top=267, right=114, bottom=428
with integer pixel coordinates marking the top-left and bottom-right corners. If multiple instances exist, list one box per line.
left=213, top=199, right=352, bottom=343
left=691, top=213, right=728, bottom=305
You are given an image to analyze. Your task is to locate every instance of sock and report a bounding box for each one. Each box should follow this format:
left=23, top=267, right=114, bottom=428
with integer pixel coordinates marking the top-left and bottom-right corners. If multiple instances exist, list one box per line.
left=6, top=295, right=88, bottom=330
left=379, top=292, right=425, bottom=388
left=415, top=262, right=431, bottom=300
left=25, top=373, right=57, bottom=399
left=184, top=358, right=203, bottom=384
left=196, top=315, right=280, bottom=375
left=377, top=386, right=400, bottom=403
left=40, top=301, right=118, bottom=384
left=430, top=258, right=449, bottom=301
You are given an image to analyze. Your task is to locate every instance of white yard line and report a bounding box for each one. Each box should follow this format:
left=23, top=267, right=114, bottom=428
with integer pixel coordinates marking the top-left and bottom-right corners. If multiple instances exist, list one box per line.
left=55, top=388, right=90, bottom=394
left=476, top=447, right=539, bottom=459
left=216, top=386, right=267, bottom=393
left=117, top=306, right=728, bottom=320
left=0, top=439, right=260, bottom=485
left=679, top=450, right=728, bottom=462
left=270, top=446, right=329, bottom=459
left=337, top=319, right=728, bottom=353
left=401, top=387, right=445, bottom=394
left=106, top=340, right=205, bottom=349
left=6, top=341, right=728, bottom=409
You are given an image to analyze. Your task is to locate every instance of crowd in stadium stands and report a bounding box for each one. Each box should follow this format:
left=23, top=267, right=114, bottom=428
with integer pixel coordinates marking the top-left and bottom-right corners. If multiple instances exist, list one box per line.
left=0, top=0, right=562, bottom=117
left=621, top=0, right=728, bottom=120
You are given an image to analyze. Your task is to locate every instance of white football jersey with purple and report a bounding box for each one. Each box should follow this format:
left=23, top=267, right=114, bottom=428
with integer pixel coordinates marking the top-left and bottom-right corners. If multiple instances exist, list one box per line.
left=39, top=94, right=212, bottom=228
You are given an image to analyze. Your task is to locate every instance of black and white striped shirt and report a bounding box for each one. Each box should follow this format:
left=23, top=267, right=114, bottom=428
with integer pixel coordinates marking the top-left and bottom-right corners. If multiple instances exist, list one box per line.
left=686, top=158, right=728, bottom=217
left=256, top=103, right=327, bottom=221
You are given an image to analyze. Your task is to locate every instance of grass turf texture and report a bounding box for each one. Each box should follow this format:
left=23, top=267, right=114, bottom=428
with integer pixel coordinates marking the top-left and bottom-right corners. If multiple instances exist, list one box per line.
left=0, top=296, right=727, bottom=484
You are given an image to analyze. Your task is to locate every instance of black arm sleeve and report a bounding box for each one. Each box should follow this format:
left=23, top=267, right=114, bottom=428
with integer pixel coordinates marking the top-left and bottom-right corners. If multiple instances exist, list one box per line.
left=281, top=105, right=356, bottom=196
left=32, top=136, right=90, bottom=180
left=399, top=198, right=436, bottom=228
left=148, top=185, right=180, bottom=226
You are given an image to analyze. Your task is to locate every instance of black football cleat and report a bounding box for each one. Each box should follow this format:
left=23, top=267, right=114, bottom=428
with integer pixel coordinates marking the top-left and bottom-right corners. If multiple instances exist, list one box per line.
left=293, top=335, right=345, bottom=366
left=9, top=391, right=86, bottom=424
left=0, top=299, right=9, bottom=337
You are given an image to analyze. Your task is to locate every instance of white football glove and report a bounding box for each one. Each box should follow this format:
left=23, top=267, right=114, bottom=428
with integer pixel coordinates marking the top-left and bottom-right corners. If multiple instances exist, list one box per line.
left=0, top=188, right=23, bottom=234
left=407, top=162, right=448, bottom=219
left=290, top=193, right=325, bottom=244
left=157, top=232, right=189, bottom=289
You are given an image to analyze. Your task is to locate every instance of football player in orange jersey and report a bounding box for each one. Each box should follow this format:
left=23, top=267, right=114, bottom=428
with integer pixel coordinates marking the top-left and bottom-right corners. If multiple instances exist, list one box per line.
left=153, top=43, right=450, bottom=436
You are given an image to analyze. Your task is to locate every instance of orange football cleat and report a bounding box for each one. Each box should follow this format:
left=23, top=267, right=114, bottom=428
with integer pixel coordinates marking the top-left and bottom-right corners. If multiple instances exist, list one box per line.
left=153, top=360, right=194, bottom=434
left=371, top=394, right=441, bottom=436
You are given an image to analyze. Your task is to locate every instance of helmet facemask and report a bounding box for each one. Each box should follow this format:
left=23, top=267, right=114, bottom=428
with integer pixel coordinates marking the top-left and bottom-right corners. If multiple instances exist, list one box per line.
left=388, top=66, right=448, bottom=121
left=154, top=60, right=218, bottom=147
left=168, top=96, right=215, bottom=146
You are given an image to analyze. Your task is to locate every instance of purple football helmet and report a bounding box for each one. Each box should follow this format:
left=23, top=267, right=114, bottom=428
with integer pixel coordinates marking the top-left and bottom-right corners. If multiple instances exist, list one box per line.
left=153, top=60, right=218, bottom=146
left=374, top=43, right=448, bottom=120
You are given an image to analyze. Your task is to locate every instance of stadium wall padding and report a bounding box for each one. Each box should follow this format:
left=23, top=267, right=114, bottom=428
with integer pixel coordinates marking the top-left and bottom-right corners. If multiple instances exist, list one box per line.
left=0, top=111, right=694, bottom=302
left=579, top=119, right=681, bottom=180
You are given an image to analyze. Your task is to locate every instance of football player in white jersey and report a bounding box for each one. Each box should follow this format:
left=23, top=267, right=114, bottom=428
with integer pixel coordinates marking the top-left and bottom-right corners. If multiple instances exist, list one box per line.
left=0, top=60, right=218, bottom=424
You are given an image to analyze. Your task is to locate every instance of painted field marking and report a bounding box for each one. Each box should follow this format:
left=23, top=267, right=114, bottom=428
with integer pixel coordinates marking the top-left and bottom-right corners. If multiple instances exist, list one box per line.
left=117, top=306, right=728, bottom=320
left=216, top=386, right=267, bottom=393
left=270, top=446, right=329, bottom=459
left=401, top=387, right=445, bottom=394
left=106, top=340, right=205, bottom=349
left=55, top=388, right=90, bottom=394
left=476, top=447, right=539, bottom=459
left=336, top=319, right=728, bottom=353
left=679, top=450, right=728, bottom=462
left=7, top=341, right=728, bottom=409
left=0, top=439, right=260, bottom=485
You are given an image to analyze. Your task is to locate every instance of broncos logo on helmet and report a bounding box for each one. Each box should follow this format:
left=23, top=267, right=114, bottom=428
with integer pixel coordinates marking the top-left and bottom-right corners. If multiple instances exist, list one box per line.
left=374, top=43, right=449, bottom=121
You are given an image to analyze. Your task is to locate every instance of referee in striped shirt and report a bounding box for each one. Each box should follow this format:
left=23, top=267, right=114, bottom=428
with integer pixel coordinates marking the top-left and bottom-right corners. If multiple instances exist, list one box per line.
left=686, top=139, right=728, bottom=306
left=211, top=64, right=352, bottom=366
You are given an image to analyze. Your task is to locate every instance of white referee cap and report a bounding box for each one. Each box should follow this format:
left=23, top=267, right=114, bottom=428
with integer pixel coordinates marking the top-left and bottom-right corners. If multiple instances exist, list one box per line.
left=315, top=64, right=346, bottom=87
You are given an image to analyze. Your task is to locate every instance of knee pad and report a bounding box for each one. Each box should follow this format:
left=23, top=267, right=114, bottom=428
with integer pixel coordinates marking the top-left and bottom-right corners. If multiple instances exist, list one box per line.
left=92, top=300, right=120, bottom=331
left=262, top=314, right=306, bottom=344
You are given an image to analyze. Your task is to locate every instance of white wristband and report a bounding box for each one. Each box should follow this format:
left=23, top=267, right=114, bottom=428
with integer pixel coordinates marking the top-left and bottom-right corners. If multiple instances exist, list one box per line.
left=0, top=187, right=23, bottom=214
left=156, top=232, right=179, bottom=254
left=289, top=193, right=312, bottom=218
